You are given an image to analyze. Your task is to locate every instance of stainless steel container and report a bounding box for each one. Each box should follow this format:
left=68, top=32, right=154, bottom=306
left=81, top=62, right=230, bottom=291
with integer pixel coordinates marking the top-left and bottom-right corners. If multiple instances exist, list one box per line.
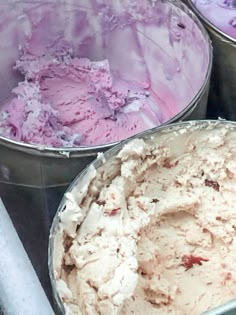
left=0, top=0, right=212, bottom=298
left=49, top=119, right=236, bottom=315
left=187, top=1, right=236, bottom=120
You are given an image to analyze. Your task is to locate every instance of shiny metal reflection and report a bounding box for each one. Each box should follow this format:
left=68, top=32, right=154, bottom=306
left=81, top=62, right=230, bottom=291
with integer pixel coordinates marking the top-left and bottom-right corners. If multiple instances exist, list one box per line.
left=203, top=300, right=236, bottom=315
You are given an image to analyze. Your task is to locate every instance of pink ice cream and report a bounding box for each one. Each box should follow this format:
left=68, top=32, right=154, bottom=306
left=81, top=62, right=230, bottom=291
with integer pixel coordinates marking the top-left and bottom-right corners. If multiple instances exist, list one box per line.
left=192, top=0, right=236, bottom=39
left=0, top=50, right=161, bottom=147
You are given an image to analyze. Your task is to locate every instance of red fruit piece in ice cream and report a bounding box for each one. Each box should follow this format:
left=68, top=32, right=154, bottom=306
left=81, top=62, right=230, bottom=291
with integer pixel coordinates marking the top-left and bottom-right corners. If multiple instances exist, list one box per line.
left=181, top=254, right=209, bottom=270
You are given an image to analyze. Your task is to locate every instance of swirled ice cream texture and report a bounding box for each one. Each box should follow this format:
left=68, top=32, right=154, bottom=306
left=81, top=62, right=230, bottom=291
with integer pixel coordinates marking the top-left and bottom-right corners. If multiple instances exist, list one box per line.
left=52, top=123, right=236, bottom=314
left=0, top=52, right=163, bottom=147
left=192, top=0, right=236, bottom=39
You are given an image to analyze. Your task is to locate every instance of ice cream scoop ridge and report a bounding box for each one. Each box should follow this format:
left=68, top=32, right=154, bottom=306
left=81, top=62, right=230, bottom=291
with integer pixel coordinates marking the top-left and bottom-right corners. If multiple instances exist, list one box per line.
left=0, top=49, right=163, bottom=147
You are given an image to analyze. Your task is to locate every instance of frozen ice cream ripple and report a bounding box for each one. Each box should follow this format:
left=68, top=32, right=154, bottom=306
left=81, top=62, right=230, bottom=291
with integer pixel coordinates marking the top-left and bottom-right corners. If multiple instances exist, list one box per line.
left=0, top=50, right=163, bottom=147
left=52, top=122, right=236, bottom=315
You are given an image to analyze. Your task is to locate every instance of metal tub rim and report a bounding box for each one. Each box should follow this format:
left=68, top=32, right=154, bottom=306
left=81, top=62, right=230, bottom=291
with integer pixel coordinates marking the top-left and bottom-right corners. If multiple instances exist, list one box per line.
left=49, top=119, right=236, bottom=315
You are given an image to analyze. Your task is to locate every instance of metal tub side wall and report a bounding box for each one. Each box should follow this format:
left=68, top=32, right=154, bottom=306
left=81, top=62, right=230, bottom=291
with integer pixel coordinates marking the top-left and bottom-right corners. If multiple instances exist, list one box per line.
left=203, top=300, right=236, bottom=315
left=187, top=1, right=236, bottom=120
left=0, top=142, right=98, bottom=299
left=207, top=29, right=236, bottom=120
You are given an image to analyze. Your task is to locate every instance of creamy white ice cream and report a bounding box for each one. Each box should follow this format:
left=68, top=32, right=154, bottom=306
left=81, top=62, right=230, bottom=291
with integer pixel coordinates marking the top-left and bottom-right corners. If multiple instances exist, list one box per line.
left=51, top=121, right=236, bottom=315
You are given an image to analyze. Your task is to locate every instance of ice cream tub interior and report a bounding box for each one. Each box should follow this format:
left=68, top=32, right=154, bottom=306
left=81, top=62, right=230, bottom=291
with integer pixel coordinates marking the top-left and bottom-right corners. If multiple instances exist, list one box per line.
left=0, top=0, right=211, bottom=297
left=187, top=0, right=236, bottom=121
left=50, top=120, right=236, bottom=315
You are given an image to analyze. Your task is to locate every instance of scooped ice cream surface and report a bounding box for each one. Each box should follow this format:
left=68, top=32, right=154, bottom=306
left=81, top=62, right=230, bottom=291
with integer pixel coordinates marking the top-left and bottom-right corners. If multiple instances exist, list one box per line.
left=52, top=121, right=236, bottom=315
left=0, top=49, right=162, bottom=147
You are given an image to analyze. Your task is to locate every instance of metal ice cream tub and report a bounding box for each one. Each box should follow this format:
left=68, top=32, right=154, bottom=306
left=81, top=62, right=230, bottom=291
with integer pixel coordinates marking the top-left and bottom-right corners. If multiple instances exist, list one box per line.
left=49, top=119, right=236, bottom=315
left=0, top=0, right=211, bottom=296
left=187, top=0, right=236, bottom=120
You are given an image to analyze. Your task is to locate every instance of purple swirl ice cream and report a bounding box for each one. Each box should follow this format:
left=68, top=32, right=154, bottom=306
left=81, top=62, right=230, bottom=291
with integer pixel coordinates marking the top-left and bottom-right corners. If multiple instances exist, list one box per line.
left=0, top=49, right=161, bottom=147
left=192, top=0, right=236, bottom=39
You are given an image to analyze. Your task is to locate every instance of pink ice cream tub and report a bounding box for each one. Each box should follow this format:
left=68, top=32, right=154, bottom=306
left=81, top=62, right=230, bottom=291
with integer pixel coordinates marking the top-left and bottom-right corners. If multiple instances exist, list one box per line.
left=0, top=0, right=211, bottom=298
left=188, top=0, right=236, bottom=120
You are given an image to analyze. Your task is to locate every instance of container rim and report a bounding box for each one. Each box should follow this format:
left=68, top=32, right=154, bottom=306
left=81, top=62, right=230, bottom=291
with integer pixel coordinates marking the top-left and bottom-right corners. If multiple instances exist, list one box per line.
left=187, top=0, right=236, bottom=44
left=48, top=119, right=236, bottom=315
left=0, top=0, right=212, bottom=158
